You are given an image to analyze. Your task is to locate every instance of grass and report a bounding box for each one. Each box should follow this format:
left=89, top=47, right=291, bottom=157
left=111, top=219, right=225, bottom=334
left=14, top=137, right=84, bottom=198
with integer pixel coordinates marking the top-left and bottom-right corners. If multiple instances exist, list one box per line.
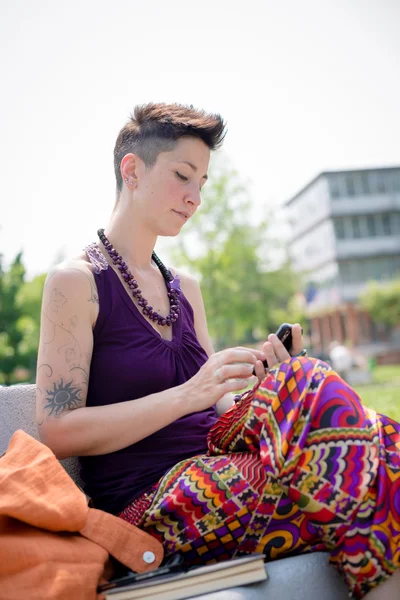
left=354, top=365, right=400, bottom=421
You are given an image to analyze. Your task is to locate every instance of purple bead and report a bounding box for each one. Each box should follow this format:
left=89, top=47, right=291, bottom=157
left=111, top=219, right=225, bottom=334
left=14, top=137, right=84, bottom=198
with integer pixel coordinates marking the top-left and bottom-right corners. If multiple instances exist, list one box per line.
left=170, top=276, right=181, bottom=291
left=98, top=230, right=180, bottom=328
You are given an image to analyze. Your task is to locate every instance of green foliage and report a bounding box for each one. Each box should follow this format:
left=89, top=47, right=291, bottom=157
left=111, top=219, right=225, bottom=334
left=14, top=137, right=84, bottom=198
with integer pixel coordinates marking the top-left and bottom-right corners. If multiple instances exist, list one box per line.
left=0, top=254, right=45, bottom=385
left=355, top=365, right=400, bottom=421
left=360, top=279, right=400, bottom=328
left=172, top=161, right=304, bottom=348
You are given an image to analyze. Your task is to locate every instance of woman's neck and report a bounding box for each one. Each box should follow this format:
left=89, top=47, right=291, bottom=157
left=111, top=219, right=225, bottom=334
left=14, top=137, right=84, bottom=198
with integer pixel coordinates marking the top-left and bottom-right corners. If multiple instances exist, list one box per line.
left=104, top=204, right=157, bottom=271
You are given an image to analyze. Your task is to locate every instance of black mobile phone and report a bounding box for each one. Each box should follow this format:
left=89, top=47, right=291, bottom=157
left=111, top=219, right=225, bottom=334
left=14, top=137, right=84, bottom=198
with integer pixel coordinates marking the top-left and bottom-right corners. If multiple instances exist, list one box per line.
left=276, top=322, right=297, bottom=353
left=254, top=323, right=302, bottom=373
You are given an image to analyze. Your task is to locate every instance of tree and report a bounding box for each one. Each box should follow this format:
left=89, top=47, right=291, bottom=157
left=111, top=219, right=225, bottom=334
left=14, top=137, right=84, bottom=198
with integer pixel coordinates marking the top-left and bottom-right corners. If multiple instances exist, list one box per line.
left=0, top=253, right=26, bottom=384
left=360, top=279, right=400, bottom=328
left=0, top=253, right=45, bottom=385
left=171, top=160, right=304, bottom=349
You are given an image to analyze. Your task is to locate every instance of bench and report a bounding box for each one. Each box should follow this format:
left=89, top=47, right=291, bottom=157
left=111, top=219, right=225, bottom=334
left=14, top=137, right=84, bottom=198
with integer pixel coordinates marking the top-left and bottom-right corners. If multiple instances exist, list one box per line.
left=0, top=384, right=349, bottom=599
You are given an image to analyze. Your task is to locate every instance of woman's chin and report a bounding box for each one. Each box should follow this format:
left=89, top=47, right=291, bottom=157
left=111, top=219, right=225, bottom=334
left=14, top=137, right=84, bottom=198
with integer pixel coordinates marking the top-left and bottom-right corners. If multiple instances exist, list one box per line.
left=157, top=229, right=181, bottom=239
left=158, top=223, right=185, bottom=237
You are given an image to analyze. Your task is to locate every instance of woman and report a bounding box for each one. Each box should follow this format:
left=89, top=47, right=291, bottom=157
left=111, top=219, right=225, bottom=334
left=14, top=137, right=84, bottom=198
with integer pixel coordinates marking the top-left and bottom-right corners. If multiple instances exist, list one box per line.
left=36, top=103, right=399, bottom=599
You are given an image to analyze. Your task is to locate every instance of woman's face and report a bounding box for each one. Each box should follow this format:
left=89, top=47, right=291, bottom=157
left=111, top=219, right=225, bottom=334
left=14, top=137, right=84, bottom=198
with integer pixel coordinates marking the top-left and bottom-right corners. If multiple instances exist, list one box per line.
left=134, top=136, right=211, bottom=236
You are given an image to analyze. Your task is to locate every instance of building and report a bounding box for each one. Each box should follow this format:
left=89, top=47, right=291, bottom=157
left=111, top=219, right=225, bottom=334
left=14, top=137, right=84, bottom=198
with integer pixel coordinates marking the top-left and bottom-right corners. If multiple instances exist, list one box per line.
left=285, top=166, right=400, bottom=362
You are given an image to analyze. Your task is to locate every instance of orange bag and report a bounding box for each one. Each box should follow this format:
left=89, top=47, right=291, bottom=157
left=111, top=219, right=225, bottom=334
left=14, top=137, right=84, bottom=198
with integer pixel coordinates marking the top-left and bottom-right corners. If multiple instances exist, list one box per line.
left=0, top=430, right=163, bottom=600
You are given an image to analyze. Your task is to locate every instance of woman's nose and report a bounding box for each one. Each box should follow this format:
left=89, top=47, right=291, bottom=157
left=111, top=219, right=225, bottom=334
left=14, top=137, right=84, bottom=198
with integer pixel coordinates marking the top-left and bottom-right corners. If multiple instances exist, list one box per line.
left=186, top=184, right=201, bottom=207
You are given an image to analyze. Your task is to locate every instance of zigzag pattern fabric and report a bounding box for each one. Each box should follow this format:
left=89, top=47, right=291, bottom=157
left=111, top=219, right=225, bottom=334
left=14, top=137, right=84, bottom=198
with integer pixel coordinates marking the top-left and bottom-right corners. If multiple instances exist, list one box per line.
left=119, top=357, right=400, bottom=599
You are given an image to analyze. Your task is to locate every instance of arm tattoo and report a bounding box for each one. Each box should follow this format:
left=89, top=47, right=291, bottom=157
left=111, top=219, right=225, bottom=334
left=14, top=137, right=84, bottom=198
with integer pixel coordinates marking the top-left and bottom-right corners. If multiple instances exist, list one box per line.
left=45, top=267, right=99, bottom=304
left=38, top=268, right=95, bottom=423
left=43, top=379, right=83, bottom=417
left=37, top=363, right=89, bottom=424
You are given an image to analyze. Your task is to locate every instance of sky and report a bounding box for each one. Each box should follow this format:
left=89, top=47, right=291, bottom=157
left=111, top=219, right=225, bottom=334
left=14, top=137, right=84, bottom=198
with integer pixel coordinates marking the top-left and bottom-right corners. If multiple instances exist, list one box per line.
left=1, top=0, right=399, bottom=278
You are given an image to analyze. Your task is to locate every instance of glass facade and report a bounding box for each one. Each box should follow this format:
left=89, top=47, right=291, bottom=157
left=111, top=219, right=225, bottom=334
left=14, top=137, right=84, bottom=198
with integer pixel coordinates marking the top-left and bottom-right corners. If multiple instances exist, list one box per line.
left=339, top=256, right=400, bottom=283
left=334, top=213, right=400, bottom=239
left=328, top=169, right=400, bottom=198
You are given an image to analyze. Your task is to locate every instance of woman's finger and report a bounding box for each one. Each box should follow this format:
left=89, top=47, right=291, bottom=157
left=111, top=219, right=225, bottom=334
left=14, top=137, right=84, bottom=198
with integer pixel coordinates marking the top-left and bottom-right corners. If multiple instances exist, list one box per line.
left=291, top=323, right=303, bottom=356
left=267, top=334, right=290, bottom=363
left=215, top=363, right=255, bottom=383
left=262, top=341, right=280, bottom=368
left=234, top=346, right=266, bottom=362
left=222, top=379, right=251, bottom=394
left=253, top=359, right=267, bottom=381
left=215, top=347, right=262, bottom=371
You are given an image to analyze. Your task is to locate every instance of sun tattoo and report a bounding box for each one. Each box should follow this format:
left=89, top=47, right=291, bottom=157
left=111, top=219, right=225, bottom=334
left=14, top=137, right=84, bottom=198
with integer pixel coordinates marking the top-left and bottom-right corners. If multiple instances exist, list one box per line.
left=44, top=380, right=82, bottom=416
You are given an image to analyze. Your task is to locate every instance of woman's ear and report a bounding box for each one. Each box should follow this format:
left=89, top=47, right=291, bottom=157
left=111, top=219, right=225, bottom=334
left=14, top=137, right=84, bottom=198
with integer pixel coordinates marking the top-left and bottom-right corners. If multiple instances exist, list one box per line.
left=120, top=153, right=139, bottom=189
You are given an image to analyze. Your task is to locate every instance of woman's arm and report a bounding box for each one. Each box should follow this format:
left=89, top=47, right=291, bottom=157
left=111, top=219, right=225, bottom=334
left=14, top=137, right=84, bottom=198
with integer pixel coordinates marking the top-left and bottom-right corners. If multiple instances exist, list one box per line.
left=36, top=264, right=190, bottom=458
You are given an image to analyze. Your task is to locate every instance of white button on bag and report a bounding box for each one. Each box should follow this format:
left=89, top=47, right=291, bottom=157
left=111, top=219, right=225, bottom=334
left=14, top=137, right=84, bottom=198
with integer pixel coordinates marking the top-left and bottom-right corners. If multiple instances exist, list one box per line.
left=143, top=551, right=156, bottom=564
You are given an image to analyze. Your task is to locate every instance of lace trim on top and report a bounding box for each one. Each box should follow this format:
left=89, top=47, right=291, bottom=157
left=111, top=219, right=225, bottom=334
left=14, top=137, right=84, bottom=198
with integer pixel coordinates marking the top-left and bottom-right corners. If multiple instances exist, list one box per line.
left=84, top=242, right=109, bottom=274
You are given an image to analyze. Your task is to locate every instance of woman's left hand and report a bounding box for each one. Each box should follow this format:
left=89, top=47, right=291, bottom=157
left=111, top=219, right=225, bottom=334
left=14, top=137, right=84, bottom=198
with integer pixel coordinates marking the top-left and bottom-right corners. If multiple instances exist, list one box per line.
left=253, top=323, right=304, bottom=382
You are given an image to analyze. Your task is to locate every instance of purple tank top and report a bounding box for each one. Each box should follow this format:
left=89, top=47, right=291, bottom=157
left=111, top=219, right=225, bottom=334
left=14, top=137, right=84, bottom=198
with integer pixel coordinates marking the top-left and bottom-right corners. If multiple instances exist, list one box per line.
left=79, top=257, right=217, bottom=514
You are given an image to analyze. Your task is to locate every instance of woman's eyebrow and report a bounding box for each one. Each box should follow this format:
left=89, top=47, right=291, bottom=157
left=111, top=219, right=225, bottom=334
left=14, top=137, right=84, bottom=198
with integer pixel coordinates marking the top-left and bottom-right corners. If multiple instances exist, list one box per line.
left=177, top=160, right=208, bottom=180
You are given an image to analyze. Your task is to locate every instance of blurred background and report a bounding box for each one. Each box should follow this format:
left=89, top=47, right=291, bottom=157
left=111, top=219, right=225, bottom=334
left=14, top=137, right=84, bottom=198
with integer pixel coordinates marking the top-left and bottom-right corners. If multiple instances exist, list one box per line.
left=0, top=0, right=399, bottom=419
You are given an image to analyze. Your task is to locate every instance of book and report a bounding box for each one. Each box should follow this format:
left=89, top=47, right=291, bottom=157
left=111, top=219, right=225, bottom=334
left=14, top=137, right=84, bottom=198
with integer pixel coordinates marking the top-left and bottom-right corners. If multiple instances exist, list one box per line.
left=102, top=554, right=267, bottom=600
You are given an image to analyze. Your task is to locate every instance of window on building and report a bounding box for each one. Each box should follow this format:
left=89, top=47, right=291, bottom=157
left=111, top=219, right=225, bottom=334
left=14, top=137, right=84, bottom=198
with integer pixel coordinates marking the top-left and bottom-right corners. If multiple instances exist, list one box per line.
left=329, top=176, right=341, bottom=198
left=345, top=174, right=356, bottom=196
left=391, top=256, right=400, bottom=277
left=340, top=256, right=400, bottom=285
left=382, top=213, right=391, bottom=235
left=366, top=258, right=383, bottom=280
left=376, top=172, right=386, bottom=193
left=366, top=215, right=377, bottom=237
left=351, top=216, right=362, bottom=238
left=334, top=219, right=345, bottom=239
left=393, top=172, right=400, bottom=192
left=340, top=262, right=351, bottom=283
left=393, top=213, right=400, bottom=234
left=360, top=172, right=370, bottom=194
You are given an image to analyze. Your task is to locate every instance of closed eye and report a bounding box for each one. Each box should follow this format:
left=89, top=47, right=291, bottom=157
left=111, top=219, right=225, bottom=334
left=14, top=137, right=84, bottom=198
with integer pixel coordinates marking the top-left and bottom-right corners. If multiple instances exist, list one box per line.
left=176, top=171, right=189, bottom=182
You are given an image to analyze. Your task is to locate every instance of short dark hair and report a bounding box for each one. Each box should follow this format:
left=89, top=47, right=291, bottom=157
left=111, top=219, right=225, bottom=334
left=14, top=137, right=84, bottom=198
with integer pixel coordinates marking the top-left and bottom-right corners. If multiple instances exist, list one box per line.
left=113, top=103, right=226, bottom=193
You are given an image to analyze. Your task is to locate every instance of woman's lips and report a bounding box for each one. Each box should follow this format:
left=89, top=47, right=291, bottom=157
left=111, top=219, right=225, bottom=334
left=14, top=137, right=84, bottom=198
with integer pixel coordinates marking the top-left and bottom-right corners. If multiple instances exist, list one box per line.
left=173, top=210, right=189, bottom=220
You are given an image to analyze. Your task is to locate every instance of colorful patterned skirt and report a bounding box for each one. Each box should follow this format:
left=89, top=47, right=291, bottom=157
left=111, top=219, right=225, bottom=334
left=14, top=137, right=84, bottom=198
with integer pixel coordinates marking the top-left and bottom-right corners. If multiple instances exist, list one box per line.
left=118, top=357, right=400, bottom=599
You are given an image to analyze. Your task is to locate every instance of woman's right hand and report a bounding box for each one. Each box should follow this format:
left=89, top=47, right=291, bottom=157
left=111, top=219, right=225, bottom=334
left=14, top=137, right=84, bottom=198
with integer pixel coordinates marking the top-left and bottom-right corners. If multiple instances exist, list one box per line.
left=183, top=347, right=263, bottom=413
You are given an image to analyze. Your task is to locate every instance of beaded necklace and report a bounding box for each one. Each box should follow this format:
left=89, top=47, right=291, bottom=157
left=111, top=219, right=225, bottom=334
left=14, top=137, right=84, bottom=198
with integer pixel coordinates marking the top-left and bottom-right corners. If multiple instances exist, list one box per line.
left=97, top=228, right=181, bottom=327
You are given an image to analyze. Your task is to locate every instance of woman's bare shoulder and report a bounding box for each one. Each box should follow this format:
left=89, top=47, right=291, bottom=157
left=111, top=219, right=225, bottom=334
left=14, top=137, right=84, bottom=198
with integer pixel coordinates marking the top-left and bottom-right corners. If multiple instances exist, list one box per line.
left=45, top=252, right=99, bottom=308
left=169, top=266, right=199, bottom=289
